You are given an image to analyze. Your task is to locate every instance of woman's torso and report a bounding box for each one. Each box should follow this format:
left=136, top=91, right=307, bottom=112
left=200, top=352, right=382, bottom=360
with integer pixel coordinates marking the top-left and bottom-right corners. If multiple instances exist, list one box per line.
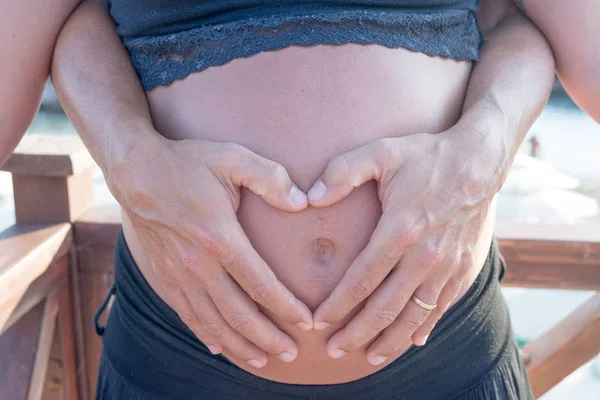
left=121, top=43, right=497, bottom=385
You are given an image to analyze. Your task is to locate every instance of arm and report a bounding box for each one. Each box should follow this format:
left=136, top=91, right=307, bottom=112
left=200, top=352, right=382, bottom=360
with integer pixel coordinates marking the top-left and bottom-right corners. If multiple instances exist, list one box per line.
left=0, top=0, right=79, bottom=165
left=307, top=0, right=554, bottom=364
left=52, top=0, right=313, bottom=367
left=514, top=0, right=600, bottom=123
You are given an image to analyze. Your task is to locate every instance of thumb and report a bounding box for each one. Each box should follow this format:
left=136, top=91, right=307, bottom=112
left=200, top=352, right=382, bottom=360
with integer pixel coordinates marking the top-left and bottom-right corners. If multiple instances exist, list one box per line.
left=219, top=144, right=308, bottom=212
left=308, top=139, right=393, bottom=207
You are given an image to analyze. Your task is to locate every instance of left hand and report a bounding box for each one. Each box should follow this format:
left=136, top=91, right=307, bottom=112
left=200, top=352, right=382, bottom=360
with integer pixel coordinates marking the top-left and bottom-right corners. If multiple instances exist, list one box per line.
left=307, top=126, right=508, bottom=366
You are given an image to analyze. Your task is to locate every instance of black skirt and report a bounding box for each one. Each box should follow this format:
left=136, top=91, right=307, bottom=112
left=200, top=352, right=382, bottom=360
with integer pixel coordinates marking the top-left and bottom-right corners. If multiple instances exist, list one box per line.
left=95, top=231, right=533, bottom=400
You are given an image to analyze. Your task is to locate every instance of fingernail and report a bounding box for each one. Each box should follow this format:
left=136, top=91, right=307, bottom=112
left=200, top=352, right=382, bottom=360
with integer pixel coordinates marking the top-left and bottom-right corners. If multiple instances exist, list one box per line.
left=413, top=335, right=428, bottom=347
left=206, top=345, right=221, bottom=355
left=308, top=180, right=327, bottom=201
left=278, top=352, right=297, bottom=363
left=289, top=185, right=307, bottom=205
left=314, top=321, right=330, bottom=331
left=368, top=354, right=388, bottom=366
left=247, top=359, right=266, bottom=368
left=329, top=348, right=347, bottom=359
left=297, top=321, right=313, bottom=331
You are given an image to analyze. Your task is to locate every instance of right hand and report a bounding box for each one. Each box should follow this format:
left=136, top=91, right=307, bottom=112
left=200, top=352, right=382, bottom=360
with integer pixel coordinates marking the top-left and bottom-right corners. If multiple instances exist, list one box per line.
left=107, top=129, right=313, bottom=369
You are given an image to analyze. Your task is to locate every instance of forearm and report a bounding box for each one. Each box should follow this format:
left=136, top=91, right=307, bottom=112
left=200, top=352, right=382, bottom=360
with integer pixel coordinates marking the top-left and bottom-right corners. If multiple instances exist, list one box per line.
left=457, top=2, right=554, bottom=185
left=515, top=0, right=600, bottom=123
left=0, top=0, right=79, bottom=166
left=51, top=0, right=160, bottom=184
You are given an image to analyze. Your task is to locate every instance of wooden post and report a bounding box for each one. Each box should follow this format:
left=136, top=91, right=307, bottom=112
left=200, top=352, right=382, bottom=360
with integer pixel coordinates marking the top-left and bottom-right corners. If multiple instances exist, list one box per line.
left=2, top=134, right=96, bottom=400
left=73, top=207, right=120, bottom=399
left=2, top=134, right=94, bottom=224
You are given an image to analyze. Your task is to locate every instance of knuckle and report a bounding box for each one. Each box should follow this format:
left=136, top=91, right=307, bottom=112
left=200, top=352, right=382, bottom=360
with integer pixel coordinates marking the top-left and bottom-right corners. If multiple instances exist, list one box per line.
left=161, top=259, right=180, bottom=275
left=162, top=281, right=180, bottom=297
left=367, top=307, right=398, bottom=330
left=202, top=320, right=225, bottom=337
left=196, top=229, right=234, bottom=262
left=262, top=335, right=284, bottom=354
left=181, top=255, right=198, bottom=273
left=375, top=137, right=404, bottom=168
left=228, top=314, right=255, bottom=335
left=221, top=246, right=246, bottom=270
left=249, top=282, right=276, bottom=306
left=448, top=251, right=462, bottom=268
left=329, top=154, right=350, bottom=175
left=196, top=228, right=225, bottom=253
left=377, top=342, right=397, bottom=358
left=384, top=227, right=414, bottom=260
left=444, top=251, right=462, bottom=269
left=404, top=313, right=427, bottom=329
left=375, top=138, right=396, bottom=161
left=179, top=312, right=197, bottom=326
left=267, top=162, right=289, bottom=183
left=220, top=142, right=244, bottom=159
left=394, top=283, right=413, bottom=300
left=154, top=265, right=169, bottom=279
left=459, top=251, right=474, bottom=275
left=457, top=262, right=471, bottom=278
left=347, top=276, right=374, bottom=301
left=342, top=335, right=364, bottom=351
left=421, top=243, right=445, bottom=269
left=207, top=142, right=242, bottom=165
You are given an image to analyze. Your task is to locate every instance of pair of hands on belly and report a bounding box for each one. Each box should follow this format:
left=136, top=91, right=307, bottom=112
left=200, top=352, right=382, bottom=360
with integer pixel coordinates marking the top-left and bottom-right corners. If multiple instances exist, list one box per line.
left=117, top=124, right=505, bottom=369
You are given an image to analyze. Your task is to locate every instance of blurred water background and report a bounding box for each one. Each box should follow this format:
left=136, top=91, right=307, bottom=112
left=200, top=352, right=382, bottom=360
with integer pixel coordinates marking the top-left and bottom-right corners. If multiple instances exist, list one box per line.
left=0, top=82, right=598, bottom=398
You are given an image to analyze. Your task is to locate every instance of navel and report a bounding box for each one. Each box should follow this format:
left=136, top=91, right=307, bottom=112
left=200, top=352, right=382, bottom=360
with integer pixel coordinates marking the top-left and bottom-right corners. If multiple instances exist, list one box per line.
left=313, top=237, right=336, bottom=266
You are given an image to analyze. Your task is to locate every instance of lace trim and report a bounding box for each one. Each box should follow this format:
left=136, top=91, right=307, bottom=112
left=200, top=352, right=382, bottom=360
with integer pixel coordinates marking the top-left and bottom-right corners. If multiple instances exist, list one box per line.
left=125, top=10, right=481, bottom=90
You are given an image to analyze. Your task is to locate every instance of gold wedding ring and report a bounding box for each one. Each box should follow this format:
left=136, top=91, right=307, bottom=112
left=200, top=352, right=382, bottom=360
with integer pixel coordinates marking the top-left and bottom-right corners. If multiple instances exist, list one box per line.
left=411, top=294, right=437, bottom=311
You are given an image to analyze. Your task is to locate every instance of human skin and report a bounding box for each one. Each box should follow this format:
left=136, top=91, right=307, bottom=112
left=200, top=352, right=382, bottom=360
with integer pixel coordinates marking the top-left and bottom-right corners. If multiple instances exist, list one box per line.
left=0, top=0, right=79, bottom=166
left=513, top=0, right=600, bottom=123
left=52, top=0, right=554, bottom=386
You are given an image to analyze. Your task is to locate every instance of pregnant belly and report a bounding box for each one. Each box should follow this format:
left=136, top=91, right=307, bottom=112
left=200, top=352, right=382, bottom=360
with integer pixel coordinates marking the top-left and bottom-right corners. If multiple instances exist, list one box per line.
left=122, top=44, right=495, bottom=384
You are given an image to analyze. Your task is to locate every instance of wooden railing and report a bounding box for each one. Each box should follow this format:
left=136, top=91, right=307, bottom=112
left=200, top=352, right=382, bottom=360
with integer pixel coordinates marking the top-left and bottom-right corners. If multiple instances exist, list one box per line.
left=1, top=135, right=598, bottom=399
left=0, top=135, right=92, bottom=400
left=496, top=222, right=600, bottom=397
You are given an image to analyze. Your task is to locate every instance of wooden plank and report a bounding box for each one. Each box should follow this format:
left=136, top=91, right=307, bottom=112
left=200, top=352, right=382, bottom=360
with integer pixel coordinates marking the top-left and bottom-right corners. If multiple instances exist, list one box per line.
left=0, top=134, right=94, bottom=178
left=0, top=301, right=45, bottom=400
left=79, top=270, right=114, bottom=399
left=522, top=293, right=600, bottom=397
left=73, top=206, right=120, bottom=399
left=68, top=250, right=89, bottom=400
left=42, top=325, right=64, bottom=400
left=2, top=256, right=68, bottom=335
left=28, top=288, right=61, bottom=400
left=498, top=238, right=600, bottom=290
left=57, top=280, right=79, bottom=400
left=496, top=222, right=600, bottom=290
left=12, top=170, right=93, bottom=224
left=74, top=206, right=121, bottom=248
left=0, top=224, right=72, bottom=332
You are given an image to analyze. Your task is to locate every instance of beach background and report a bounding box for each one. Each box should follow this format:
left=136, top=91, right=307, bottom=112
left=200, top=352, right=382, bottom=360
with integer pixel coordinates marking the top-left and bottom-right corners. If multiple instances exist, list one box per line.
left=1, top=82, right=599, bottom=398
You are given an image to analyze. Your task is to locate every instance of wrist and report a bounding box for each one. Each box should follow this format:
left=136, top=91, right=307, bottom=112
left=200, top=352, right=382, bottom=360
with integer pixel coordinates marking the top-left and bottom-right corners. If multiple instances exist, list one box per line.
left=103, top=118, right=167, bottom=196
left=442, top=110, right=512, bottom=196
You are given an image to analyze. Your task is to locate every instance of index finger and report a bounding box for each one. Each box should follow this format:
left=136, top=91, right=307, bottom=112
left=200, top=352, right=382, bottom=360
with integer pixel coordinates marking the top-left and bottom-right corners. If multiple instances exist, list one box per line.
left=313, top=214, right=417, bottom=330
left=212, top=222, right=314, bottom=330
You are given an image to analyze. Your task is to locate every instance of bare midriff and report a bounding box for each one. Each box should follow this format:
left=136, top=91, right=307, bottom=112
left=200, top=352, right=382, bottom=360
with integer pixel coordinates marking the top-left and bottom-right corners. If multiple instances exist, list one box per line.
left=121, top=44, right=497, bottom=384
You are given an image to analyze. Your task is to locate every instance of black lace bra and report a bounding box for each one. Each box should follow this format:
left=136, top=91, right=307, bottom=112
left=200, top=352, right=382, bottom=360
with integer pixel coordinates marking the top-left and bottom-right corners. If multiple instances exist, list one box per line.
left=106, top=0, right=482, bottom=90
